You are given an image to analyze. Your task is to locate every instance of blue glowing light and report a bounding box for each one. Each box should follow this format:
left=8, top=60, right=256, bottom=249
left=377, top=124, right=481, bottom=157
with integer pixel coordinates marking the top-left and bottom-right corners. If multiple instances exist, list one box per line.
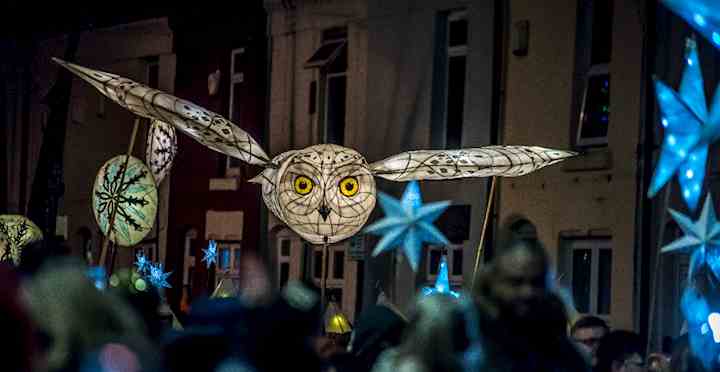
left=688, top=58, right=694, bottom=66
left=663, top=195, right=720, bottom=280
left=365, top=181, right=451, bottom=272
left=648, top=38, right=719, bottom=211
left=422, top=256, right=460, bottom=298
left=86, top=266, right=107, bottom=290
left=202, top=240, right=218, bottom=268
left=714, top=32, right=720, bottom=45
left=135, top=252, right=150, bottom=274
left=148, top=263, right=172, bottom=289
left=661, top=1, right=720, bottom=51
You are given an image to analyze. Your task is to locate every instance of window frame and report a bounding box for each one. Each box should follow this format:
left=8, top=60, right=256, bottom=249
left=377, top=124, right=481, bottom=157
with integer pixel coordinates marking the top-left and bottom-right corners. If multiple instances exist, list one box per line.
left=226, top=48, right=246, bottom=178
left=566, top=238, right=612, bottom=315
left=576, top=63, right=610, bottom=147
left=215, top=241, right=242, bottom=287
left=278, top=238, right=292, bottom=287
left=426, top=244, right=464, bottom=283
left=312, top=245, right=346, bottom=288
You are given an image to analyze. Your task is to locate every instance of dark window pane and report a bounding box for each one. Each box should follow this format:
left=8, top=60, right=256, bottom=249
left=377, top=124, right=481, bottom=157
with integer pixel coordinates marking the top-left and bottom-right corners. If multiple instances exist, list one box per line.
left=220, top=248, right=231, bottom=270
left=309, top=81, right=317, bottom=114
left=281, top=240, right=291, bottom=257
left=436, top=205, right=471, bottom=244
left=314, top=251, right=323, bottom=279
left=326, top=75, right=346, bottom=145
left=429, top=250, right=442, bottom=275
left=572, top=249, right=592, bottom=313
left=231, top=83, right=242, bottom=124
left=323, top=27, right=348, bottom=41
left=327, top=44, right=347, bottom=73
left=449, top=18, right=468, bottom=47
left=233, top=50, right=245, bottom=74
left=333, top=251, right=345, bottom=279
left=590, top=0, right=613, bottom=64
left=446, top=55, right=466, bottom=149
left=452, top=249, right=463, bottom=276
left=148, top=64, right=159, bottom=89
left=305, top=41, right=345, bottom=68
left=233, top=249, right=241, bottom=272
left=280, top=262, right=290, bottom=288
left=580, top=74, right=610, bottom=140
left=598, top=249, right=612, bottom=314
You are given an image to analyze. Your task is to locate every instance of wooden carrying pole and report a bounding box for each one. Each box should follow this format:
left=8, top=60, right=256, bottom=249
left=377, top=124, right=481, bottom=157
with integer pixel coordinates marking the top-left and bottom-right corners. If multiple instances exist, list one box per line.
left=472, top=176, right=497, bottom=287
left=99, top=118, right=141, bottom=268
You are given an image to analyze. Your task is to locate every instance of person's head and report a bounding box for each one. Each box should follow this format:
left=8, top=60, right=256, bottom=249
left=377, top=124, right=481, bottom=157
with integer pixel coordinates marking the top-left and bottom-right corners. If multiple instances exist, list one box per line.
left=596, top=330, right=644, bottom=372
left=396, top=294, right=470, bottom=372
left=571, top=315, right=609, bottom=366
left=482, top=237, right=550, bottom=318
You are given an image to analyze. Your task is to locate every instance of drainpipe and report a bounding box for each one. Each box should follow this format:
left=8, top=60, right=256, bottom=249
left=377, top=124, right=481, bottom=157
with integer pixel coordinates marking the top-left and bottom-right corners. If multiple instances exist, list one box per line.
left=636, top=0, right=657, bottom=351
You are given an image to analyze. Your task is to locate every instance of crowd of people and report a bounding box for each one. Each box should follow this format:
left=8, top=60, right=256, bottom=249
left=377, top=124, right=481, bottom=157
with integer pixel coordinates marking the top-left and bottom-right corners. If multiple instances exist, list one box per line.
left=0, top=235, right=706, bottom=372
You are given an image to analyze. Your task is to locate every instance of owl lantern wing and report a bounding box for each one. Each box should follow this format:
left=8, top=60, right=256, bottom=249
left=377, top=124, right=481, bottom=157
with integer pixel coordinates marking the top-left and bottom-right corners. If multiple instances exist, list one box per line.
left=52, top=58, right=270, bottom=166
left=369, top=146, right=578, bottom=181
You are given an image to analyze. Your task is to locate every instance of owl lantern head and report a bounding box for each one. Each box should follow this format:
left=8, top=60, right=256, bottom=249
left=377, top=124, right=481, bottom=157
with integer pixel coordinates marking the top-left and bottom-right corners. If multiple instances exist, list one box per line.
left=53, top=58, right=577, bottom=246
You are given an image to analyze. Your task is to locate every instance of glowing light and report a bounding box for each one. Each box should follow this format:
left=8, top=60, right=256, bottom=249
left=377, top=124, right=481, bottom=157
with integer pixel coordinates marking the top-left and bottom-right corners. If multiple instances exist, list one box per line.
left=668, top=135, right=677, bottom=146
left=687, top=169, right=695, bottom=179
left=688, top=58, right=694, bottom=66
left=678, top=150, right=687, bottom=158
left=202, top=240, right=218, bottom=268
left=365, top=181, right=450, bottom=271
left=691, top=154, right=698, bottom=161
left=695, top=14, right=707, bottom=26
left=708, top=313, right=720, bottom=343
left=695, top=184, right=701, bottom=192
left=714, top=32, right=720, bottom=45
left=685, top=189, right=691, bottom=199
left=662, top=118, right=669, bottom=127
left=135, top=252, right=150, bottom=273
left=422, top=256, right=461, bottom=298
left=148, top=263, right=172, bottom=289
left=702, top=323, right=710, bottom=335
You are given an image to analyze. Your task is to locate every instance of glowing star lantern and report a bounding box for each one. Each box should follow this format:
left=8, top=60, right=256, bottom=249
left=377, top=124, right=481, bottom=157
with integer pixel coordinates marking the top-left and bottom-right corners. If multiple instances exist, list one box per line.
left=134, top=252, right=150, bottom=274
left=660, top=0, right=720, bottom=50
left=93, top=155, right=158, bottom=247
left=365, top=181, right=450, bottom=272
left=649, top=38, right=720, bottom=211
left=0, top=215, right=43, bottom=265
left=86, top=266, right=107, bottom=291
left=148, top=263, right=172, bottom=289
left=680, top=285, right=720, bottom=370
left=662, top=195, right=720, bottom=280
left=202, top=240, right=218, bottom=268
left=422, top=255, right=460, bottom=298
left=54, top=58, right=577, bottom=246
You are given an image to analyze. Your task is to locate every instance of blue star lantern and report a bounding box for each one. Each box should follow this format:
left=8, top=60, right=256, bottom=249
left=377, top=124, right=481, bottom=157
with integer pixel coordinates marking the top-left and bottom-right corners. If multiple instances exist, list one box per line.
left=365, top=181, right=450, bottom=272
left=148, top=262, right=172, bottom=289
left=648, top=38, right=720, bottom=211
left=662, top=195, right=720, bottom=280
left=422, top=255, right=460, bottom=298
left=135, top=251, right=150, bottom=274
left=661, top=0, right=720, bottom=50
left=202, top=240, right=218, bottom=268
left=86, top=266, right=107, bottom=290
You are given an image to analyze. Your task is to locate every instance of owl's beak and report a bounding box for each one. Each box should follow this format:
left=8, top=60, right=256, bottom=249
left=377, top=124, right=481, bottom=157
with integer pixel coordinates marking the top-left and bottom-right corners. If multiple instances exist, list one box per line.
left=318, top=204, right=331, bottom=221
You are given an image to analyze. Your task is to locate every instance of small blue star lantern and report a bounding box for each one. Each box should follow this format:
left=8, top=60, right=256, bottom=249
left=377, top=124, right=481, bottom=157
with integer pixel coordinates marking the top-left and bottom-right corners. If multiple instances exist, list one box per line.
left=365, top=181, right=450, bottom=272
left=202, top=240, right=218, bottom=268
left=662, top=195, right=720, bottom=280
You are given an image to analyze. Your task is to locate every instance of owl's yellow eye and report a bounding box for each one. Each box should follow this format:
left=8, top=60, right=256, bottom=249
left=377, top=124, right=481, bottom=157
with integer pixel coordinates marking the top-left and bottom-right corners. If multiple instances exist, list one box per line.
left=294, top=176, right=314, bottom=195
left=339, top=176, right=360, bottom=197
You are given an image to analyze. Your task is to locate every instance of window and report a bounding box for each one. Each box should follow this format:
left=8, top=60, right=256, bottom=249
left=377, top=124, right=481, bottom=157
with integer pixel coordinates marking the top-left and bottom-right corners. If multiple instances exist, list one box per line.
left=305, top=27, right=348, bottom=145
left=226, top=48, right=246, bottom=178
left=564, top=239, right=612, bottom=315
left=426, top=245, right=464, bottom=282
left=573, top=0, right=613, bottom=147
left=432, top=10, right=469, bottom=149
left=147, top=58, right=159, bottom=89
left=216, top=242, right=242, bottom=274
left=312, top=245, right=346, bottom=284
left=183, top=229, right=197, bottom=289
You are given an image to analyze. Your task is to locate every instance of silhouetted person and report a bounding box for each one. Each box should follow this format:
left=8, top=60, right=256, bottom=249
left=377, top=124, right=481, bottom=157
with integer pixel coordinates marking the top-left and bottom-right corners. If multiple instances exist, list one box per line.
left=474, top=237, right=589, bottom=372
